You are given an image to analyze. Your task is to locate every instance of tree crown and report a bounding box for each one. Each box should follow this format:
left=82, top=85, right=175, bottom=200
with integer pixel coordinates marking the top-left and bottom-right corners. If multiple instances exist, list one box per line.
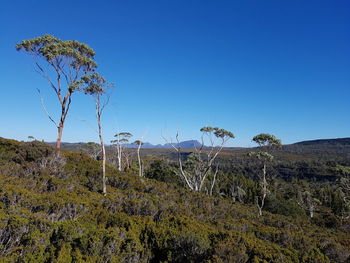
left=16, top=34, right=96, bottom=70
left=16, top=34, right=97, bottom=91
left=248, top=151, right=274, bottom=162
left=111, top=132, right=133, bottom=145
left=82, top=73, right=106, bottom=95
left=134, top=140, right=143, bottom=146
left=115, top=132, right=133, bottom=138
left=252, top=133, right=281, bottom=148
left=200, top=126, right=235, bottom=139
left=86, top=142, right=99, bottom=147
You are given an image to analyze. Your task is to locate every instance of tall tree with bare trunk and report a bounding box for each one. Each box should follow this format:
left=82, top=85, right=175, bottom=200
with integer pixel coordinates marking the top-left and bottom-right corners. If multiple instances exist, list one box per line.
left=82, top=73, right=111, bottom=195
left=249, top=133, right=281, bottom=216
left=16, top=34, right=98, bottom=149
left=134, top=140, right=144, bottom=177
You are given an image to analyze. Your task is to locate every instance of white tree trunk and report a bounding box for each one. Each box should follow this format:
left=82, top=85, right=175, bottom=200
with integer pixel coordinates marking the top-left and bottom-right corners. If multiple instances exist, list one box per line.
left=257, top=163, right=267, bottom=216
left=96, top=96, right=107, bottom=195
left=117, top=144, right=122, bottom=171
left=209, top=165, right=218, bottom=196
left=137, top=143, right=142, bottom=177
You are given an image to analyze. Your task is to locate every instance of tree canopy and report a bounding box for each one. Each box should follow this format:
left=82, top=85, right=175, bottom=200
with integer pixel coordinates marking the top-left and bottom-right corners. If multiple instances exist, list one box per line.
left=16, top=34, right=97, bottom=78
left=200, top=126, right=234, bottom=140
left=252, top=133, right=281, bottom=148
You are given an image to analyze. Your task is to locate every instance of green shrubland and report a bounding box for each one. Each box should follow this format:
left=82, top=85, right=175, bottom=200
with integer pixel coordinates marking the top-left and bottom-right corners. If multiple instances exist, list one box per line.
left=0, top=137, right=349, bottom=262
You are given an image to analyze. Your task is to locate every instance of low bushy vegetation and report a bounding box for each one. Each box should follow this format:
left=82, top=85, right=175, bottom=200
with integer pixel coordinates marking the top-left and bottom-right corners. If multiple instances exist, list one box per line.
left=0, top=137, right=349, bottom=262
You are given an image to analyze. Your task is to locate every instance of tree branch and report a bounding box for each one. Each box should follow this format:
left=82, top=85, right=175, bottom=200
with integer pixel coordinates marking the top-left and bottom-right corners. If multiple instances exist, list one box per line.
left=34, top=62, right=59, bottom=95
left=37, top=89, right=58, bottom=128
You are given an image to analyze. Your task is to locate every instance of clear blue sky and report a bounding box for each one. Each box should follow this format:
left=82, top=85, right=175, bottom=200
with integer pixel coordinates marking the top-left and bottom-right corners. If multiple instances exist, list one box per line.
left=0, top=0, right=349, bottom=147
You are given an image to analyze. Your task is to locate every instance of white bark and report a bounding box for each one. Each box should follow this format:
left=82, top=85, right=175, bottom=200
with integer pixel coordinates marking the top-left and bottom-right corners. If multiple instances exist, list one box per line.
left=256, top=163, right=267, bottom=216
left=137, top=142, right=143, bottom=177
left=209, top=165, right=218, bottom=196
left=297, top=190, right=318, bottom=218
left=112, top=132, right=132, bottom=171
left=96, top=95, right=107, bottom=196
left=117, top=141, right=122, bottom=171
left=163, top=131, right=230, bottom=192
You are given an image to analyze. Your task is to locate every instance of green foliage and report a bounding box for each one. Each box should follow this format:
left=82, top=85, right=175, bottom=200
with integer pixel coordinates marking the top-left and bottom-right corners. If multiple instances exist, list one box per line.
left=200, top=126, right=234, bottom=140
left=144, top=160, right=181, bottom=185
left=334, top=165, right=350, bottom=175
left=111, top=132, right=133, bottom=144
left=16, top=34, right=96, bottom=74
left=16, top=35, right=102, bottom=150
left=249, top=151, right=274, bottom=162
left=264, top=197, right=306, bottom=217
left=82, top=72, right=109, bottom=95
left=252, top=133, right=282, bottom=148
left=0, top=138, right=349, bottom=262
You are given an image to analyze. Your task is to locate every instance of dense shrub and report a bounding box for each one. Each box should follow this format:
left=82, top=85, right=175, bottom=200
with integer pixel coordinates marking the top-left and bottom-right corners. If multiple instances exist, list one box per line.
left=264, top=197, right=306, bottom=217
left=144, top=159, right=182, bottom=186
left=0, top=138, right=349, bottom=262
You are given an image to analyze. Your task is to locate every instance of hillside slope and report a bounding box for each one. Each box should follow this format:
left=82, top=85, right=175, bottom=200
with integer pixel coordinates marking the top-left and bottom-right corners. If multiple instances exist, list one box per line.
left=0, top=138, right=349, bottom=262
left=293, top=138, right=350, bottom=146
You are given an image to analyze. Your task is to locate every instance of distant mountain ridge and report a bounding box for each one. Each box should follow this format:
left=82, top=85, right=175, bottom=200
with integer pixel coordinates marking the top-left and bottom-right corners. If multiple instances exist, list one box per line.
left=47, top=140, right=203, bottom=149
left=123, top=140, right=203, bottom=149
left=49, top=137, right=350, bottom=149
left=293, top=137, right=350, bottom=146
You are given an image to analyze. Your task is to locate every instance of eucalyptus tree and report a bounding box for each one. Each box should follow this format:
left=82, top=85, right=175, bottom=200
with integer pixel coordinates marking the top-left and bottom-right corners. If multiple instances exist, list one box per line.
left=111, top=132, right=133, bottom=171
left=134, top=140, right=144, bottom=177
left=83, top=73, right=110, bottom=195
left=165, top=127, right=234, bottom=192
left=249, top=133, right=281, bottom=216
left=16, top=34, right=98, bottom=149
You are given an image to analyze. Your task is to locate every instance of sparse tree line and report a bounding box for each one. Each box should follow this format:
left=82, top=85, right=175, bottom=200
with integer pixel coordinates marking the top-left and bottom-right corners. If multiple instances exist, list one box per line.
left=18, top=34, right=350, bottom=219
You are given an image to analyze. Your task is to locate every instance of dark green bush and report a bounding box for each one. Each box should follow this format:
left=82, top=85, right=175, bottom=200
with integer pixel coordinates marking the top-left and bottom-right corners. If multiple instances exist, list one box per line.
left=265, top=197, right=306, bottom=217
